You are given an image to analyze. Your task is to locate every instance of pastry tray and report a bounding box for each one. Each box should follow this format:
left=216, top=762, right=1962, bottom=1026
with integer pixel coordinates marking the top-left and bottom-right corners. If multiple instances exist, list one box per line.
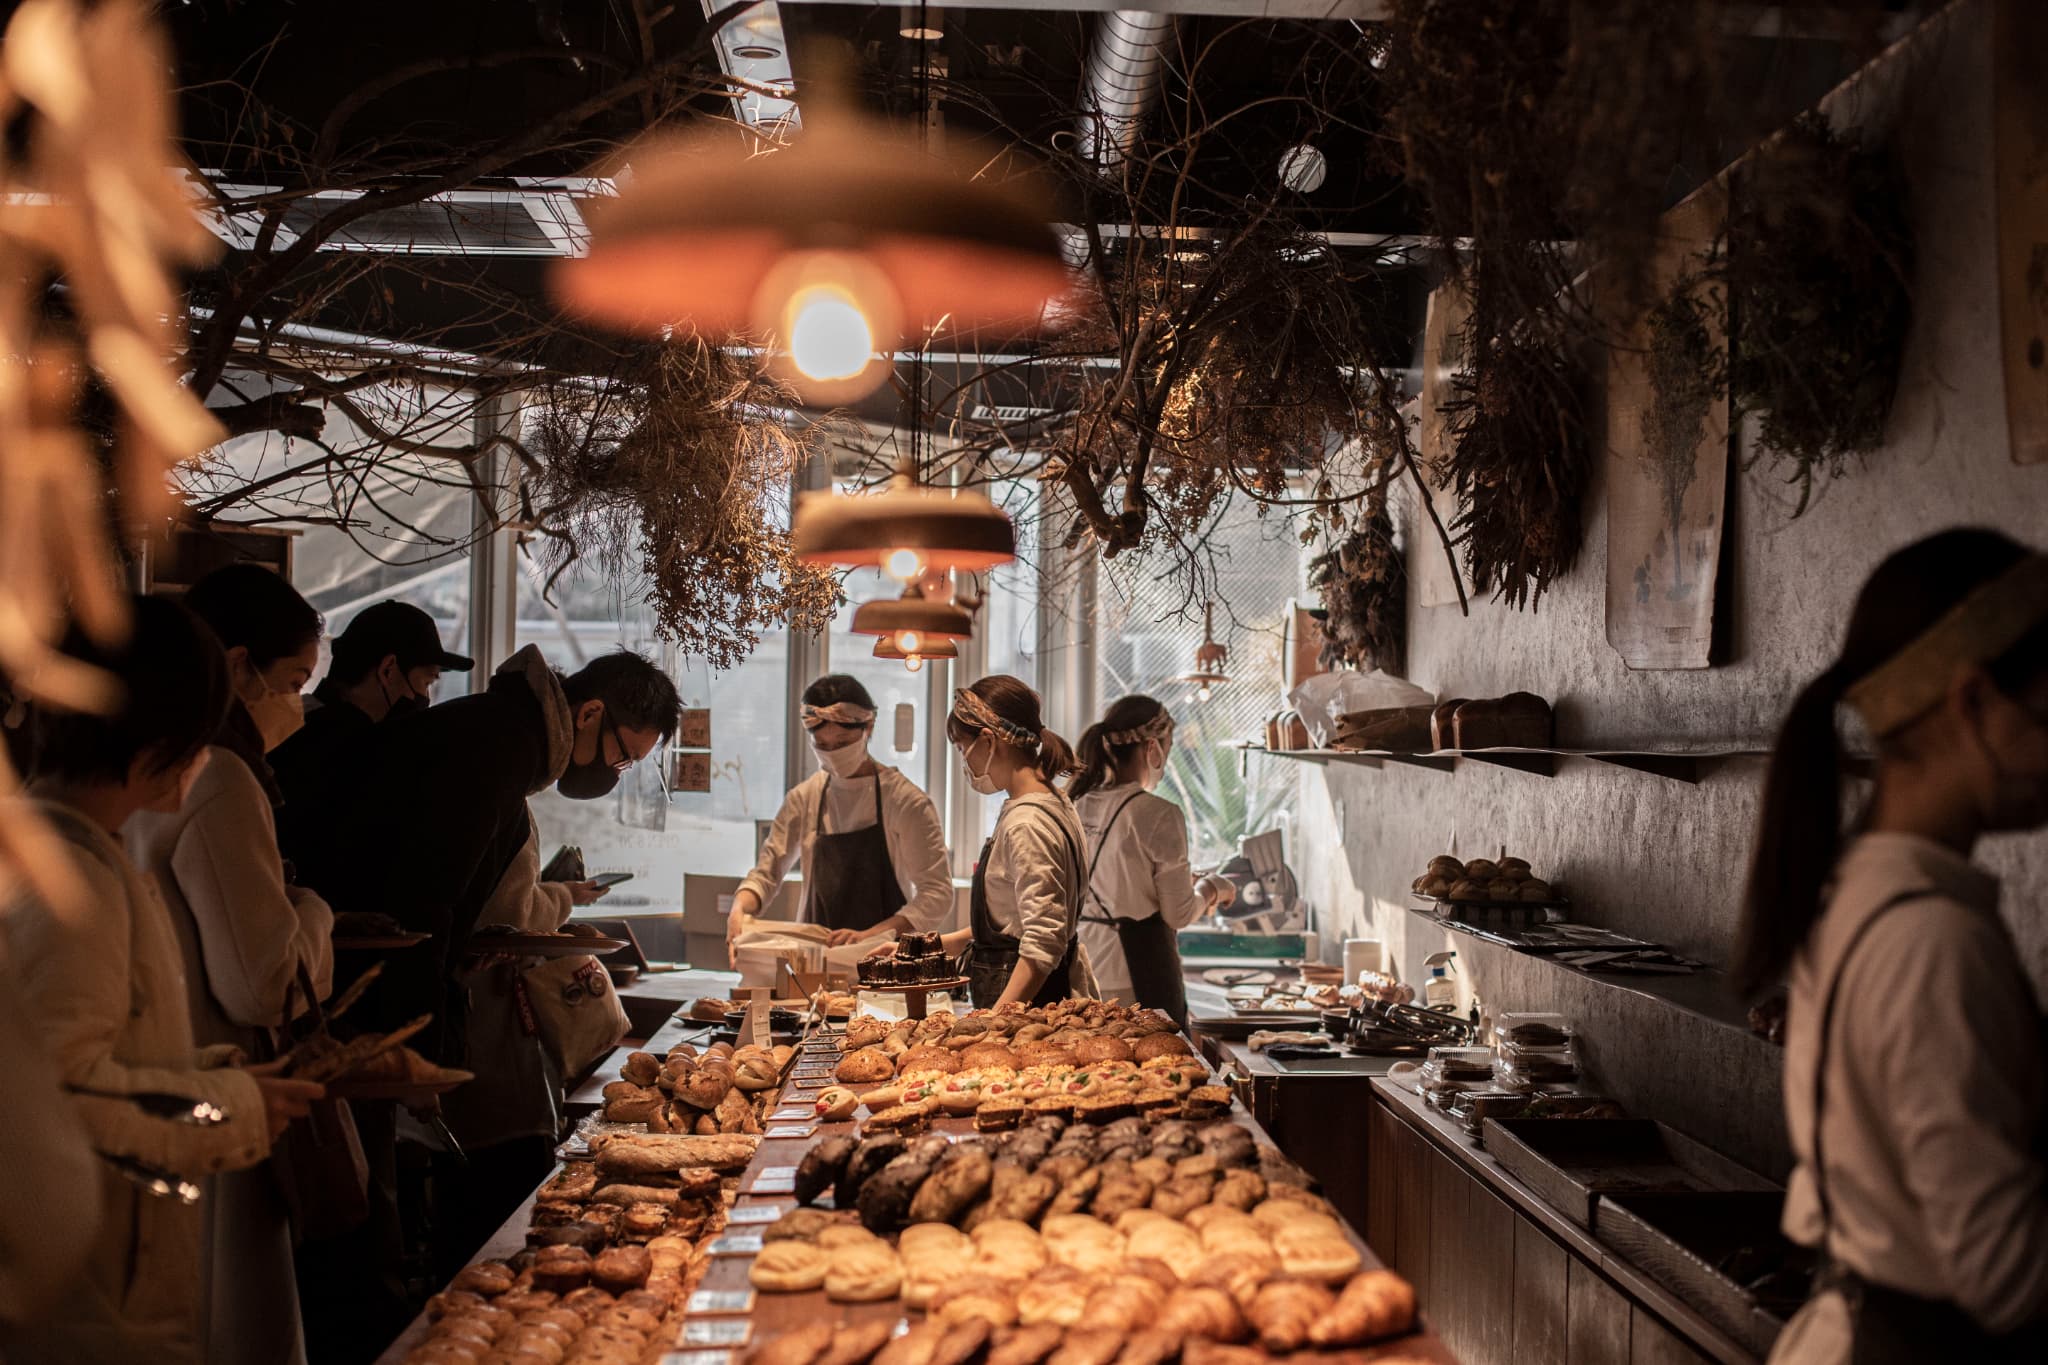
left=1415, top=894, right=1569, bottom=924
left=1596, top=1191, right=1811, bottom=1357
left=1481, top=1117, right=1779, bottom=1229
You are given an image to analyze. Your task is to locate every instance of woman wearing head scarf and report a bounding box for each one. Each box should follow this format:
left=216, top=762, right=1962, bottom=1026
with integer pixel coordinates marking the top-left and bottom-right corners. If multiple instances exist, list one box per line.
left=727, top=675, right=951, bottom=957
left=1069, top=695, right=1235, bottom=1025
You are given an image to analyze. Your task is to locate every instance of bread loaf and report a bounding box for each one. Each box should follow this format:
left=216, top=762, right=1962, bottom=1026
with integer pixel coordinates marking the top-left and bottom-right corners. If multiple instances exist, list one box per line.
left=1429, top=699, right=1469, bottom=751
left=1333, top=704, right=1435, bottom=753
left=1451, top=692, right=1553, bottom=750
left=591, top=1133, right=758, bottom=1174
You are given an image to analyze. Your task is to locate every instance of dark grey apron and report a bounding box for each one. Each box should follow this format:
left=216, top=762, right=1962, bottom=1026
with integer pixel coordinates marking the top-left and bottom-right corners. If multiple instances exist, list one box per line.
left=967, top=804, right=1083, bottom=1009
left=1076, top=792, right=1188, bottom=1027
left=803, top=771, right=905, bottom=933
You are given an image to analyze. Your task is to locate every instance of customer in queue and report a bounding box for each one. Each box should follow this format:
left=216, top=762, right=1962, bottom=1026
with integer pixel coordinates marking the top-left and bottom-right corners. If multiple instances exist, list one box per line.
left=726, top=675, right=951, bottom=960
left=1737, top=528, right=2048, bottom=1363
left=125, top=564, right=335, bottom=1365
left=915, top=676, right=1090, bottom=1008
left=5, top=596, right=323, bottom=1364
left=270, top=599, right=473, bottom=841
left=1070, top=695, right=1235, bottom=1025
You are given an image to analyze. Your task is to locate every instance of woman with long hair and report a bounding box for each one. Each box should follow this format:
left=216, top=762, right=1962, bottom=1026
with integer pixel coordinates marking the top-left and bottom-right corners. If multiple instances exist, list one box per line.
left=124, top=563, right=333, bottom=1365
left=1736, top=529, right=2048, bottom=1363
left=1069, top=696, right=1235, bottom=1024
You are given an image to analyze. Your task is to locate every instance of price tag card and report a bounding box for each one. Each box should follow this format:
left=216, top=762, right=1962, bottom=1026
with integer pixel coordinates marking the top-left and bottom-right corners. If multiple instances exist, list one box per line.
left=749, top=1166, right=797, bottom=1194
left=726, top=1202, right=788, bottom=1225
left=709, top=1232, right=765, bottom=1256
left=663, top=1351, right=733, bottom=1365
left=769, top=1108, right=814, bottom=1123
left=682, top=1319, right=753, bottom=1348
left=793, top=1065, right=834, bottom=1077
left=686, top=1289, right=756, bottom=1316
left=765, top=1124, right=816, bottom=1139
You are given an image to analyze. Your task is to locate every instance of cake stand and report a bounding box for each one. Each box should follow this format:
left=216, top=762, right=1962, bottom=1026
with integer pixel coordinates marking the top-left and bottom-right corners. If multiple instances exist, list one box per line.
left=856, top=977, right=972, bottom=1019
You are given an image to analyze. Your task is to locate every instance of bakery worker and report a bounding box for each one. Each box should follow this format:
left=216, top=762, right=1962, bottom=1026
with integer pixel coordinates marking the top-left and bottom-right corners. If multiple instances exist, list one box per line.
left=1070, top=695, right=1236, bottom=1025
left=270, top=600, right=472, bottom=856
left=944, top=675, right=1092, bottom=1008
left=726, top=675, right=951, bottom=957
left=1737, top=529, right=2048, bottom=1364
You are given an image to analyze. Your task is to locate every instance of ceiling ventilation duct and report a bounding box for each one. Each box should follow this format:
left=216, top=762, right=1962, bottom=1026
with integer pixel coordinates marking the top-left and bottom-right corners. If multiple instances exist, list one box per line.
left=1065, top=10, right=1173, bottom=268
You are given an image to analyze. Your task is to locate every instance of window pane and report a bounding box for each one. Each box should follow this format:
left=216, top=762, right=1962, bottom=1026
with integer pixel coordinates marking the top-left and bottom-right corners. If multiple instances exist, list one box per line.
left=1094, top=492, right=1301, bottom=867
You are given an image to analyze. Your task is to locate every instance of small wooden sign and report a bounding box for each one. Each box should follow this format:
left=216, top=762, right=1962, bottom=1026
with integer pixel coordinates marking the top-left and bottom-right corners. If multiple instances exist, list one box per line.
left=672, top=751, right=712, bottom=793
left=678, top=708, right=713, bottom=748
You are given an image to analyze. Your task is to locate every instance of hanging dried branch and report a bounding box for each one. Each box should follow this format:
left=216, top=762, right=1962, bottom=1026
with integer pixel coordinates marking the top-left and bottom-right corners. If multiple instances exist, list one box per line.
left=525, top=338, right=840, bottom=670
left=1308, top=505, right=1405, bottom=673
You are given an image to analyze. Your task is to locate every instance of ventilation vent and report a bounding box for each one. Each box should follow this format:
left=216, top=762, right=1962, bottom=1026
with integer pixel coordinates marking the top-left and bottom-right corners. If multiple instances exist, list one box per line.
left=970, top=405, right=1055, bottom=423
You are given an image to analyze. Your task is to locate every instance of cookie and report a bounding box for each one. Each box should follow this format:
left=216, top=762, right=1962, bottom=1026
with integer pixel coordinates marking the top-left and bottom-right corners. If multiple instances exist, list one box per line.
left=750, top=1241, right=828, bottom=1293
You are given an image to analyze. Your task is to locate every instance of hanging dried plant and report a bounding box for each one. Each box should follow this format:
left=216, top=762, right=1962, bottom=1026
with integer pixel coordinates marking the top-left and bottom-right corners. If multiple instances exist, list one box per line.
left=527, top=337, right=840, bottom=670
left=1308, top=506, right=1406, bottom=674
left=1722, top=115, right=1913, bottom=514
left=1642, top=262, right=1727, bottom=544
left=1439, top=321, right=1591, bottom=610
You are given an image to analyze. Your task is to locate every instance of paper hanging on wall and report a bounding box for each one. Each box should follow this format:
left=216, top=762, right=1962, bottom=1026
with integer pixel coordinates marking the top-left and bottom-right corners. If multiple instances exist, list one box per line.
left=678, top=708, right=712, bottom=748
left=672, top=751, right=713, bottom=792
left=1995, top=0, right=2048, bottom=464
left=1412, top=280, right=1471, bottom=610
left=1602, top=183, right=1730, bottom=670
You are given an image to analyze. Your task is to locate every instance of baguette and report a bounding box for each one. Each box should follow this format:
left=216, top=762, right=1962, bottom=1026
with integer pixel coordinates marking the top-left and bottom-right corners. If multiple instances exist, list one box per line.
left=592, top=1133, right=759, bottom=1175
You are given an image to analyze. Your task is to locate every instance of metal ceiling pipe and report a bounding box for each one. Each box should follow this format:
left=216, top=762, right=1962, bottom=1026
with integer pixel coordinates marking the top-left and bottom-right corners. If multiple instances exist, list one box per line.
left=1066, top=10, right=1173, bottom=266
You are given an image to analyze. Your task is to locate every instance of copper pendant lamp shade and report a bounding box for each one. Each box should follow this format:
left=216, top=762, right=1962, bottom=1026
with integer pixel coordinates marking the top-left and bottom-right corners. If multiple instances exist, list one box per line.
left=794, top=470, right=1016, bottom=574
left=850, top=582, right=973, bottom=655
left=874, top=636, right=957, bottom=661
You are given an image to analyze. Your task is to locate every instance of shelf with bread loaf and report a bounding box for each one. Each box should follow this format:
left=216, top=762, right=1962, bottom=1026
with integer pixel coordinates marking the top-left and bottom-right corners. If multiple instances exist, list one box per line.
left=1250, top=691, right=1785, bottom=785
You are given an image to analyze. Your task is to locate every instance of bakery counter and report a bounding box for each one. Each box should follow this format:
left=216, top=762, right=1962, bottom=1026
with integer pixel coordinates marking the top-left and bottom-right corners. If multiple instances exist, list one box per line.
left=1367, top=1077, right=1755, bottom=1365
left=567, top=1008, right=733, bottom=1115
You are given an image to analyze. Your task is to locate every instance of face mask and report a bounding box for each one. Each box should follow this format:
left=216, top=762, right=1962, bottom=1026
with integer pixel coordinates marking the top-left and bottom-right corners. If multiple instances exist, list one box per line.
left=961, top=734, right=1002, bottom=795
left=1140, top=739, right=1168, bottom=792
left=814, top=734, right=869, bottom=780
left=380, top=673, right=425, bottom=722
left=248, top=684, right=305, bottom=753
left=558, top=709, right=625, bottom=801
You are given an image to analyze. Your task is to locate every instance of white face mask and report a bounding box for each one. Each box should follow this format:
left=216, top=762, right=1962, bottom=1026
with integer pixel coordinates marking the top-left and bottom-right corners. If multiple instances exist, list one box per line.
left=248, top=681, right=305, bottom=753
left=1140, top=738, right=1169, bottom=792
left=813, top=734, right=869, bottom=780
left=961, top=734, right=1002, bottom=795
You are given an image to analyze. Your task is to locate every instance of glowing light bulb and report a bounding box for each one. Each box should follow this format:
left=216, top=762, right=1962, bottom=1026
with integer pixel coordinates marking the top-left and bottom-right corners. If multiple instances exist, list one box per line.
left=1197, top=685, right=1213, bottom=703
left=883, top=547, right=926, bottom=582
left=751, top=250, right=901, bottom=403
left=787, top=283, right=873, bottom=382
left=896, top=630, right=923, bottom=653
left=904, top=654, right=924, bottom=673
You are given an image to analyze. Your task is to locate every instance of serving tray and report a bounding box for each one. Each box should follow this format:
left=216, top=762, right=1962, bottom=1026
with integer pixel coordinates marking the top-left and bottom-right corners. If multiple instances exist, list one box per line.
left=1596, top=1191, right=1809, bottom=1357
left=1482, top=1117, right=1779, bottom=1229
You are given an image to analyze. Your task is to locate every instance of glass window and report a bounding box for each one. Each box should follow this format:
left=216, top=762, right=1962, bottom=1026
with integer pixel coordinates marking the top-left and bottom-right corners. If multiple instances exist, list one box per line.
left=516, top=543, right=791, bottom=917
left=966, top=478, right=1041, bottom=843
left=1093, top=492, right=1302, bottom=868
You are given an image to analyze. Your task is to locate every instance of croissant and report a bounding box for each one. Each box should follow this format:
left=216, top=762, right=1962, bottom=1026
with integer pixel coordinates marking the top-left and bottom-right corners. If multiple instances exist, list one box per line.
left=986, top=1324, right=1065, bottom=1365
left=1074, top=1277, right=1167, bottom=1332
left=1155, top=1285, right=1250, bottom=1343
left=1307, top=1269, right=1418, bottom=1346
left=1112, top=1331, right=1181, bottom=1365
left=1044, top=1329, right=1125, bottom=1365
left=1248, top=1279, right=1335, bottom=1352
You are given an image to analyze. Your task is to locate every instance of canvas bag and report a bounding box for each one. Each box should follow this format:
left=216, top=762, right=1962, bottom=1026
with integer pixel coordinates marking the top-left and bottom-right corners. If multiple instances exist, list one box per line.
left=274, top=964, right=370, bottom=1241
left=523, top=953, right=629, bottom=1079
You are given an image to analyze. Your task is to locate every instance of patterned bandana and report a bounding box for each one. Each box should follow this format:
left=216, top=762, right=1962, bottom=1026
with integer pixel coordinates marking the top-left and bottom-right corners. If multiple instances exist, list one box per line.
left=951, top=687, right=1041, bottom=749
left=1106, top=711, right=1175, bottom=747
left=801, top=702, right=876, bottom=731
left=1846, top=555, right=2048, bottom=737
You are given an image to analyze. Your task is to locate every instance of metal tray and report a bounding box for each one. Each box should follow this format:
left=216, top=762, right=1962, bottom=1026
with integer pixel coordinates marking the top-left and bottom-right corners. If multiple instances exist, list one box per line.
left=1481, top=1117, right=1779, bottom=1229
left=1596, top=1191, right=1811, bottom=1358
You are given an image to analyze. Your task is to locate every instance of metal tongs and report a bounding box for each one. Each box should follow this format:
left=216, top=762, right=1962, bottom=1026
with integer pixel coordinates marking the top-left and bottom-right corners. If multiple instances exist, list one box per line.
left=66, top=1084, right=230, bottom=1126
left=97, top=1151, right=202, bottom=1204
left=1354, top=999, right=1476, bottom=1044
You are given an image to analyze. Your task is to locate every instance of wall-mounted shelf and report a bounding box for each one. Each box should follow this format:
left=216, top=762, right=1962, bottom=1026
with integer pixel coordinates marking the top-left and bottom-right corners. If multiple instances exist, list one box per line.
left=1238, top=741, right=1774, bottom=785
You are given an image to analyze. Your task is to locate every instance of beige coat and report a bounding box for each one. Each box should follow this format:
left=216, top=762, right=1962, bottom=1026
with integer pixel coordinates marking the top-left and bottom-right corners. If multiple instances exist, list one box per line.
left=3, top=801, right=270, bottom=1365
left=124, top=746, right=334, bottom=1365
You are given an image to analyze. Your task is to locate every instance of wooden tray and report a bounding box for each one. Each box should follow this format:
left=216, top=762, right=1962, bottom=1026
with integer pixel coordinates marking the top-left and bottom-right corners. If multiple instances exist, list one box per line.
left=465, top=933, right=628, bottom=957
left=1596, top=1191, right=1810, bottom=1358
left=1481, top=1117, right=1779, bottom=1229
left=333, top=933, right=430, bottom=951
left=325, top=1068, right=474, bottom=1102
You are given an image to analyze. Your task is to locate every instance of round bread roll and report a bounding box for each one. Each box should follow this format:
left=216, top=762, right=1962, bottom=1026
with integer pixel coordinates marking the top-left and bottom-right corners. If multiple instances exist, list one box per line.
left=1427, top=855, right=1464, bottom=878
left=1487, top=878, right=1520, bottom=900
left=1462, top=858, right=1498, bottom=881
left=933, top=1277, right=1022, bottom=1328
left=750, top=1241, right=828, bottom=1293
left=1131, top=1033, right=1192, bottom=1062
left=1447, top=879, right=1486, bottom=903
left=1496, top=864, right=1531, bottom=883
left=835, top=1047, right=896, bottom=1084
left=1498, top=856, right=1532, bottom=875
left=1071, top=1036, right=1136, bottom=1064
left=449, top=1262, right=517, bottom=1297
left=898, top=1045, right=961, bottom=1076
left=824, top=1244, right=904, bottom=1303
left=960, top=1041, right=1020, bottom=1071
left=1519, top=879, right=1555, bottom=902
left=1419, top=875, right=1452, bottom=899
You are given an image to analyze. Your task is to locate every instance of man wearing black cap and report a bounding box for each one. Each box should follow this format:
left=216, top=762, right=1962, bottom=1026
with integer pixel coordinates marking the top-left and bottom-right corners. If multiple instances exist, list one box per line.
left=271, top=601, right=473, bottom=825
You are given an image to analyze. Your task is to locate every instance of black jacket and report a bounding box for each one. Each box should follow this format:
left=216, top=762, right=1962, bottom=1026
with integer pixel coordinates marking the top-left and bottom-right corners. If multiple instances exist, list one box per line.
left=290, top=665, right=561, bottom=1062
left=270, top=682, right=372, bottom=854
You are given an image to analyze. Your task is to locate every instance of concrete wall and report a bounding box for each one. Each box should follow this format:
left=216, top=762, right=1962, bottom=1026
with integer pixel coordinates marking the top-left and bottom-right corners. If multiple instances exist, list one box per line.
left=1289, top=0, right=2047, bottom=1181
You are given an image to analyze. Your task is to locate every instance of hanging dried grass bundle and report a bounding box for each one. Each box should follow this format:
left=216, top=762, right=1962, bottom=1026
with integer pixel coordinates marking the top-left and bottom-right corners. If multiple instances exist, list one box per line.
left=528, top=338, right=839, bottom=670
left=1308, top=506, right=1406, bottom=673
left=1722, top=115, right=1913, bottom=514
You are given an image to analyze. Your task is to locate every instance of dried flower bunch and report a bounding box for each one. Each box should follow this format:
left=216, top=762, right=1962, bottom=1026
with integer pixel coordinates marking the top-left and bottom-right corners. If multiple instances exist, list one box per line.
left=527, top=338, right=840, bottom=670
left=1308, top=506, right=1406, bottom=674
left=1721, top=115, right=1913, bottom=514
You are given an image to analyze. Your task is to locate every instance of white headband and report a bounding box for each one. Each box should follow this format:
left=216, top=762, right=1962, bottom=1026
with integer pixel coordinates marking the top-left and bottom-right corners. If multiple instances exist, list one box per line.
left=1846, top=555, right=2048, bottom=737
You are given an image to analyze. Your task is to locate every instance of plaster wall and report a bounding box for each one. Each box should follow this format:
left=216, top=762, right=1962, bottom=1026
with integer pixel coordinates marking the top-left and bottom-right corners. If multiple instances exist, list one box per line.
left=1288, top=0, right=2047, bottom=1180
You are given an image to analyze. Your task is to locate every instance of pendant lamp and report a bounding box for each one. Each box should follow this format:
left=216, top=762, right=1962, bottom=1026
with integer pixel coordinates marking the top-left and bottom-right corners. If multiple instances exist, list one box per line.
left=875, top=635, right=957, bottom=673
left=850, top=580, right=973, bottom=657
left=1177, top=601, right=1231, bottom=703
left=551, top=65, right=1069, bottom=405
left=794, top=463, right=1015, bottom=581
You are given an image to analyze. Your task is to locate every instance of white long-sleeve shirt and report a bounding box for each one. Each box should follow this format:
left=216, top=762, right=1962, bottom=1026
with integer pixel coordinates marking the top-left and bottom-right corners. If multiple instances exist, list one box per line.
left=980, top=791, right=1086, bottom=975
left=1768, top=833, right=2048, bottom=1362
left=1073, top=784, right=1207, bottom=997
left=736, top=763, right=951, bottom=930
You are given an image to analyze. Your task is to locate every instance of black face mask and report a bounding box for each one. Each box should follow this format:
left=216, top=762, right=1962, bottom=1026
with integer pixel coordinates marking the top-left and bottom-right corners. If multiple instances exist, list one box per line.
left=378, top=674, right=425, bottom=722
left=558, top=711, right=625, bottom=801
